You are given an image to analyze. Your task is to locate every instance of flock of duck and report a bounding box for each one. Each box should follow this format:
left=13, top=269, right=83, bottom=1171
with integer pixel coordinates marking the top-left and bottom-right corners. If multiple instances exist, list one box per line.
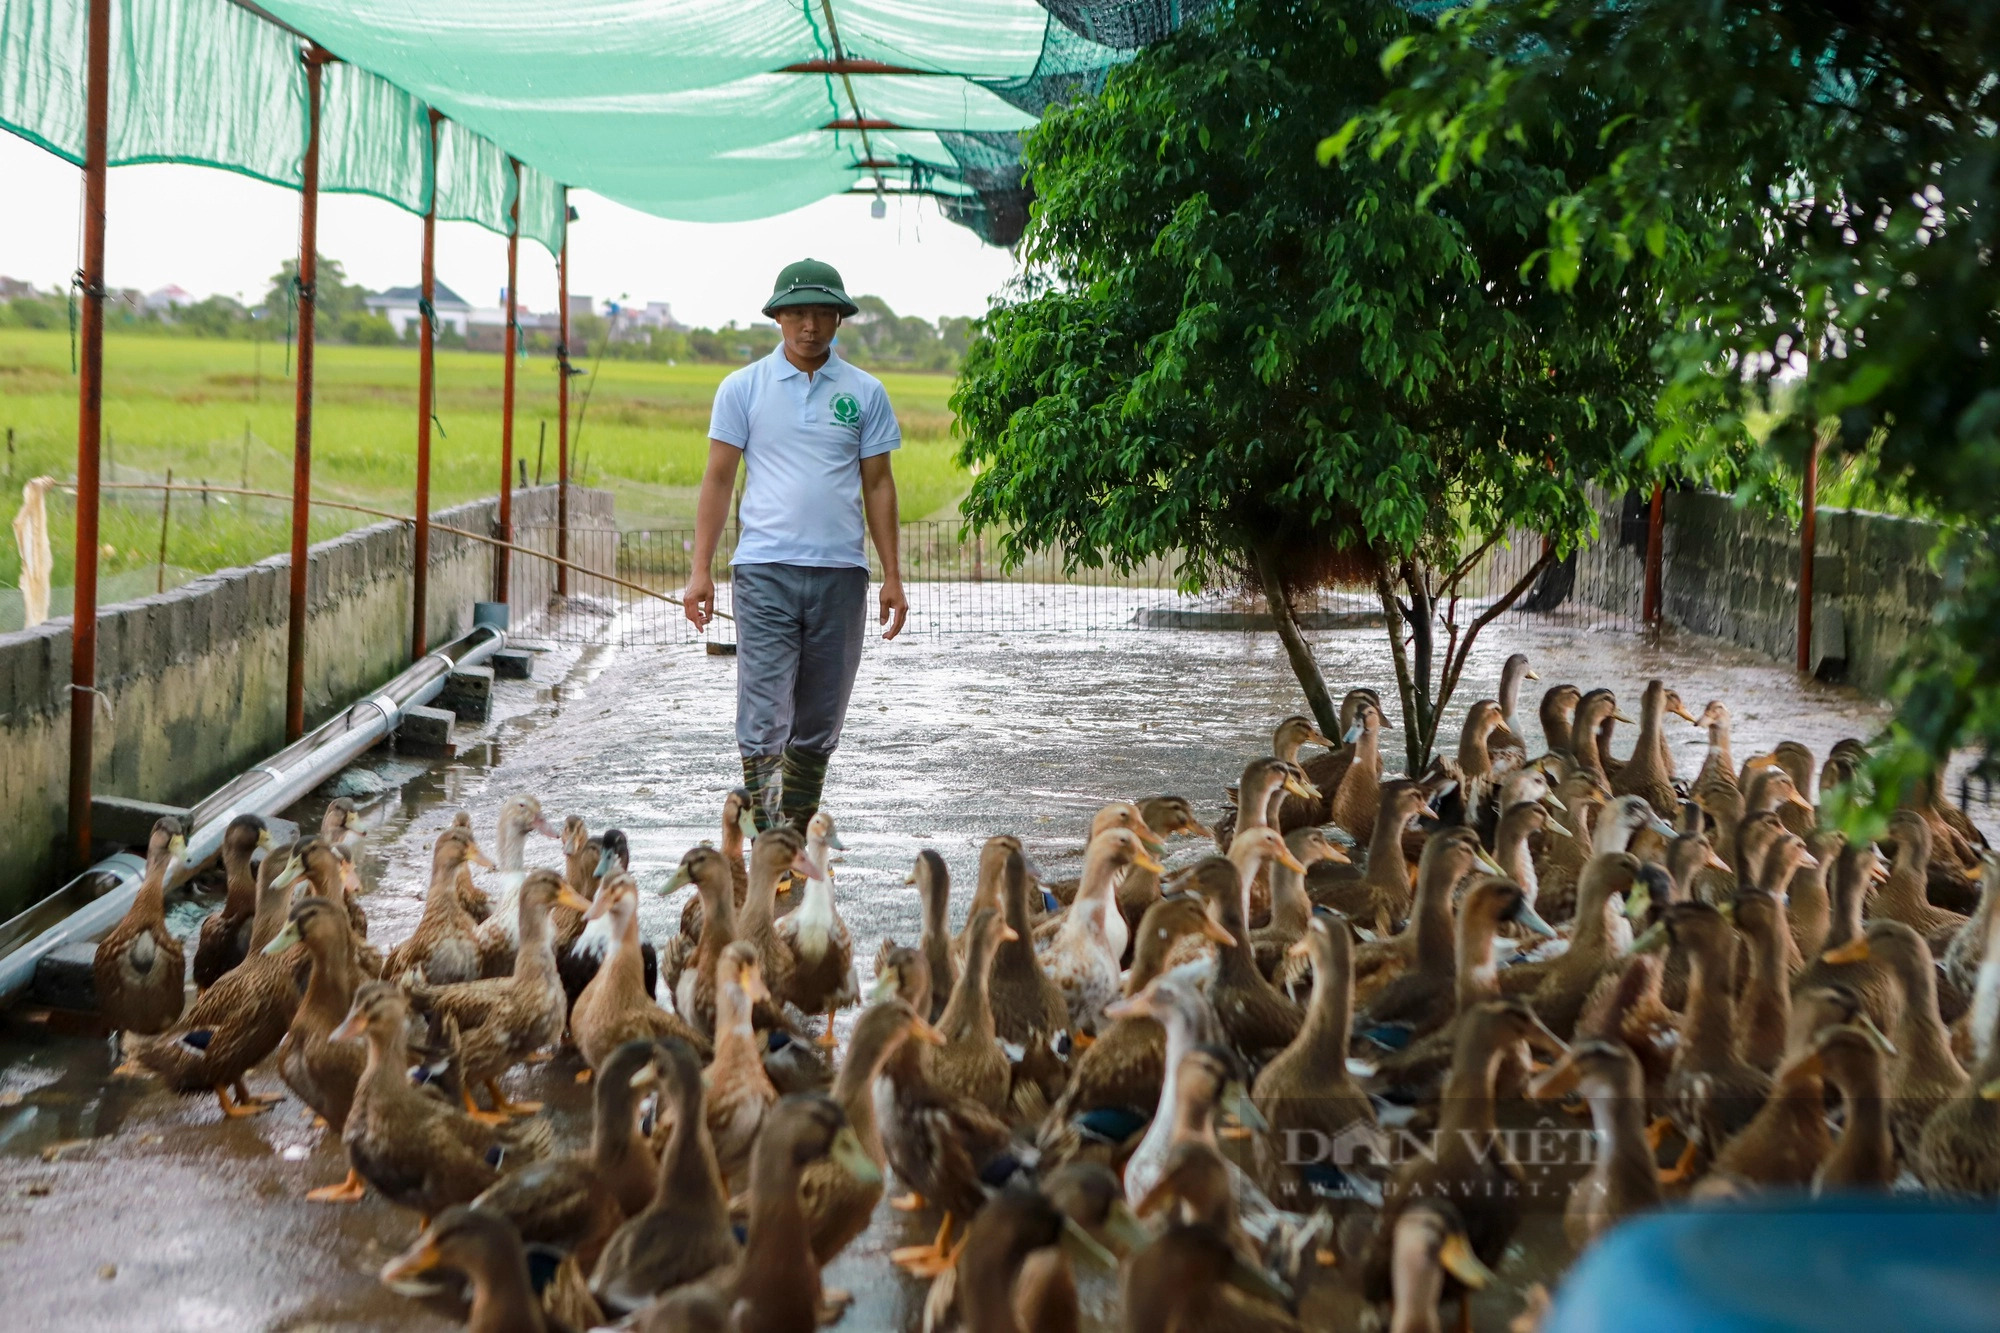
left=82, top=650, right=2000, bottom=1332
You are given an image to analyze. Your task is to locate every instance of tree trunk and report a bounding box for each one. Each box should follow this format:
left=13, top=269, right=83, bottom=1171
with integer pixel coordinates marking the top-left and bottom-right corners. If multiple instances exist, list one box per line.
left=1253, top=544, right=1342, bottom=741
left=1374, top=564, right=1424, bottom=774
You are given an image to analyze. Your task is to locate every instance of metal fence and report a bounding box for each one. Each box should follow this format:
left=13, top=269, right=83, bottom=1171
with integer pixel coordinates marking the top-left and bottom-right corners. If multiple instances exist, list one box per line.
left=510, top=519, right=1639, bottom=646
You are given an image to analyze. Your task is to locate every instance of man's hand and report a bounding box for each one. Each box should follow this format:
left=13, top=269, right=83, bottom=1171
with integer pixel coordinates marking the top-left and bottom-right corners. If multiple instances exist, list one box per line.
left=684, top=570, right=716, bottom=630
left=879, top=576, right=908, bottom=640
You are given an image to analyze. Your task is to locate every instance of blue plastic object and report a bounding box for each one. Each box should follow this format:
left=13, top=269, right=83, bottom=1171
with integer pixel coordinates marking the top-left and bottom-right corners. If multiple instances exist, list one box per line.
left=1545, top=1195, right=2000, bottom=1333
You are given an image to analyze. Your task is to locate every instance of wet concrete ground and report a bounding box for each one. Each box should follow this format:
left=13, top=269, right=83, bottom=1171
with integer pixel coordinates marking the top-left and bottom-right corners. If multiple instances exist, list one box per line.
left=1, top=611, right=1992, bottom=1330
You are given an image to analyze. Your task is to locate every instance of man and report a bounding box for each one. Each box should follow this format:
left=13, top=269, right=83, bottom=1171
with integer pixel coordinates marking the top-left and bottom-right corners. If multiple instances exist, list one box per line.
left=685, top=258, right=908, bottom=833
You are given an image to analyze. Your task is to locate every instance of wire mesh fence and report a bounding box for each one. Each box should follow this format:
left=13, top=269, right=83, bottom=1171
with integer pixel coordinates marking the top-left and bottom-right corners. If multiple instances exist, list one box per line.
left=510, top=518, right=1642, bottom=647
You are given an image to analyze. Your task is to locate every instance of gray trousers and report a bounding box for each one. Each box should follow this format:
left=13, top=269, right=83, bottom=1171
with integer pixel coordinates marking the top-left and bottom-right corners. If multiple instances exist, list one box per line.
left=732, top=562, right=869, bottom=758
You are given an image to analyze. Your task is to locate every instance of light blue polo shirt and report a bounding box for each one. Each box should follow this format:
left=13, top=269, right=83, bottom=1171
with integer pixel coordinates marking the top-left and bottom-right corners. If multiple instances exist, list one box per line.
left=708, top=345, right=901, bottom=570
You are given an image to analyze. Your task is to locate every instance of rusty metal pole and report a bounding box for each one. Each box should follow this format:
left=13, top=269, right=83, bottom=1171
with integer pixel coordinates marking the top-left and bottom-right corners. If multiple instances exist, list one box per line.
left=1641, top=483, right=1664, bottom=625
left=66, top=0, right=111, bottom=871
left=286, top=46, right=328, bottom=742
left=412, top=109, right=440, bottom=660
left=496, top=158, right=520, bottom=604
left=555, top=197, right=570, bottom=597
left=1797, top=441, right=1819, bottom=673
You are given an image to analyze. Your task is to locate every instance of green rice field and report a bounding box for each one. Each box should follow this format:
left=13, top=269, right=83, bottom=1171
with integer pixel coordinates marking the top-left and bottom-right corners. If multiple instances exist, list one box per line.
left=0, top=329, right=968, bottom=598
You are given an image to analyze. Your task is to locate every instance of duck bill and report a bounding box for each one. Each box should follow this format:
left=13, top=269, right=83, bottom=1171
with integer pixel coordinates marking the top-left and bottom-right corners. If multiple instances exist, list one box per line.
left=1541, top=791, right=1567, bottom=813
left=593, top=847, right=619, bottom=879
left=1102, top=996, right=1145, bottom=1024
left=1342, top=721, right=1364, bottom=743
left=825, top=829, right=847, bottom=852
left=1059, top=1214, right=1118, bottom=1270
left=555, top=887, right=594, bottom=914
left=866, top=972, right=900, bottom=1005
left=1324, top=844, right=1353, bottom=865
left=1274, top=846, right=1307, bottom=874
left=1670, top=703, right=1700, bottom=724
left=1645, top=814, right=1678, bottom=838
left=829, top=1125, right=882, bottom=1185
left=1612, top=711, right=1637, bottom=725
left=1527, top=1051, right=1582, bottom=1100
left=533, top=815, right=561, bottom=839
left=663, top=864, right=693, bottom=894
left=1474, top=851, right=1505, bottom=876
left=1133, top=849, right=1167, bottom=876
left=999, top=922, right=1022, bottom=943
left=261, top=919, right=303, bottom=955
left=379, top=1238, right=445, bottom=1287
left=583, top=887, right=616, bottom=922
left=737, top=809, right=760, bottom=842
left=1511, top=903, right=1559, bottom=940
left=271, top=854, right=305, bottom=891
left=1629, top=921, right=1670, bottom=955
left=909, top=1016, right=948, bottom=1047
left=1220, top=1082, right=1270, bottom=1135
left=1438, top=1233, right=1496, bottom=1290
left=1622, top=883, right=1653, bottom=924
left=1283, top=777, right=1320, bottom=801
left=628, top=1061, right=661, bottom=1089
left=1704, top=847, right=1732, bottom=872
left=1854, top=1013, right=1897, bottom=1056
left=466, top=842, right=497, bottom=870
left=1544, top=818, right=1573, bottom=839
left=1101, top=1201, right=1152, bottom=1255
left=791, top=852, right=826, bottom=881
left=257, top=827, right=275, bottom=849
left=1183, top=820, right=1215, bottom=841
left=329, top=1009, right=368, bottom=1043
left=1202, top=917, right=1238, bottom=947
left=1821, top=937, right=1871, bottom=965
left=1794, top=848, right=1820, bottom=870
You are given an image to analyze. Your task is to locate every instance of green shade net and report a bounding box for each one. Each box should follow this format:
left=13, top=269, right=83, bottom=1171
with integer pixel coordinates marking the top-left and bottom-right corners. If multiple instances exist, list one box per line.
left=0, top=0, right=1213, bottom=247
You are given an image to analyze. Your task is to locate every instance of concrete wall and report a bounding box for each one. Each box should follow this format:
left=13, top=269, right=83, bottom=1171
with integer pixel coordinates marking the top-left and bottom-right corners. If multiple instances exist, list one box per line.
left=0, top=486, right=612, bottom=916
left=1582, top=489, right=1946, bottom=695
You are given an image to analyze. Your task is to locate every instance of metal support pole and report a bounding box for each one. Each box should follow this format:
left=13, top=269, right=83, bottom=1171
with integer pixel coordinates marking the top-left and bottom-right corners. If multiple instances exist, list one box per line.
left=496, top=157, right=520, bottom=604
left=556, top=200, right=570, bottom=597
left=66, top=0, right=111, bottom=872
left=1641, top=483, right=1664, bottom=625
left=286, top=46, right=328, bottom=742
left=1797, top=440, right=1819, bottom=673
left=412, top=109, right=440, bottom=660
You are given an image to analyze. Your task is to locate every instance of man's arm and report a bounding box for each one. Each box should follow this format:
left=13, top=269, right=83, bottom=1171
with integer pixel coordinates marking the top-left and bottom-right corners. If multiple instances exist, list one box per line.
left=684, top=440, right=741, bottom=629
left=860, top=452, right=907, bottom=640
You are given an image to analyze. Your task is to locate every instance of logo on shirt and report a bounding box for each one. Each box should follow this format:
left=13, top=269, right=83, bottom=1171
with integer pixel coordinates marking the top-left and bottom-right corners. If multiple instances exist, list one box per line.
left=831, top=392, right=861, bottom=426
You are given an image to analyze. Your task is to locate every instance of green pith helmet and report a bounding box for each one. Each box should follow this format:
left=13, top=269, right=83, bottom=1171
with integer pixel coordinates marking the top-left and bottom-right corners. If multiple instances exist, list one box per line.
left=761, top=258, right=859, bottom=317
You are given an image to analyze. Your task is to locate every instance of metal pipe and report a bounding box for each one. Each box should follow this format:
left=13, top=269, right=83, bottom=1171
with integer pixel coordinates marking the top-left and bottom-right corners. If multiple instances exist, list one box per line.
left=497, top=157, right=520, bottom=604
left=0, top=624, right=506, bottom=1004
left=1642, top=483, right=1664, bottom=625
left=556, top=201, right=570, bottom=597
left=287, top=46, right=327, bottom=742
left=66, top=0, right=112, bottom=874
left=413, top=109, right=441, bottom=659
left=1798, top=439, right=1819, bottom=672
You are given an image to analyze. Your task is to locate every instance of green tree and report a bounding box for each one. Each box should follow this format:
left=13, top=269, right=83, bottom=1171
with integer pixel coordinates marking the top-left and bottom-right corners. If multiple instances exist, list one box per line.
left=1363, top=0, right=2000, bottom=818
left=952, top=0, right=1671, bottom=767
left=262, top=254, right=369, bottom=332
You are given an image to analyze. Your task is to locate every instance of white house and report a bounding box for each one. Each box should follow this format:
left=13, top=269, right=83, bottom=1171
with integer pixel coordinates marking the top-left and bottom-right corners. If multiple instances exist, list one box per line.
left=143, top=284, right=196, bottom=313
left=365, top=282, right=472, bottom=337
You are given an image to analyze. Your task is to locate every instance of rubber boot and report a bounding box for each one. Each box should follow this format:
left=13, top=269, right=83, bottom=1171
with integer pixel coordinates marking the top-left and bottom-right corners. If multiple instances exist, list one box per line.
left=741, top=753, right=784, bottom=835
left=778, top=746, right=831, bottom=834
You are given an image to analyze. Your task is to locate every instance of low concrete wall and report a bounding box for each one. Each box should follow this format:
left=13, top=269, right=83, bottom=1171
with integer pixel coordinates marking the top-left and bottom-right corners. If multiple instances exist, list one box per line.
left=1581, top=489, right=1946, bottom=695
left=0, top=485, right=612, bottom=917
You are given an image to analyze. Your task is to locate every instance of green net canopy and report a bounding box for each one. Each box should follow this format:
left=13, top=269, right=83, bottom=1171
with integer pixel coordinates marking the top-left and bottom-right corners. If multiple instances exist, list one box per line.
left=0, top=0, right=1202, bottom=249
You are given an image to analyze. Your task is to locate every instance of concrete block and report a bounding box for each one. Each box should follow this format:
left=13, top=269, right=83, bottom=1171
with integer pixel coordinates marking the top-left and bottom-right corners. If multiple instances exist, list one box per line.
left=395, top=703, right=458, bottom=760
left=491, top=649, right=534, bottom=680
left=1810, top=599, right=1848, bottom=681
left=438, top=666, right=494, bottom=722
left=92, top=795, right=193, bottom=850
left=31, top=941, right=101, bottom=1012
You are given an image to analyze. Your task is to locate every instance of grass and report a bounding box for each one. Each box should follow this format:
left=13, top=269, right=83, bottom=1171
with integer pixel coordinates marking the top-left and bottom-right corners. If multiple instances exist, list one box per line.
left=0, top=328, right=969, bottom=589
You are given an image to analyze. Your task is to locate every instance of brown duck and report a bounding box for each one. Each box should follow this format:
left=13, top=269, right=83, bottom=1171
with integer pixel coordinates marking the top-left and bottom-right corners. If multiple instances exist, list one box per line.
left=191, top=814, right=272, bottom=991
left=96, top=817, right=188, bottom=1039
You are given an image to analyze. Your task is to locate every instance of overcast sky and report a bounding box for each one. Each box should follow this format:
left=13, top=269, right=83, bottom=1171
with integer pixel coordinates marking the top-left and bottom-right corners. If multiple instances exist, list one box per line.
left=0, top=133, right=1021, bottom=328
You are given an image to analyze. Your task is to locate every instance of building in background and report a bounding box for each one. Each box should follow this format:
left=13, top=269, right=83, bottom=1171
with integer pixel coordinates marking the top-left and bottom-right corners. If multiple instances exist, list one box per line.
left=365, top=282, right=472, bottom=338
left=142, top=284, right=195, bottom=314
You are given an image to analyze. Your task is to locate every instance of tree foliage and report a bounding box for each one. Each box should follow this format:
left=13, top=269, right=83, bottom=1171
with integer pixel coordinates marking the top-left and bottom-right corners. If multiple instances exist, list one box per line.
left=1360, top=0, right=2000, bottom=816
left=953, top=0, right=1673, bottom=765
